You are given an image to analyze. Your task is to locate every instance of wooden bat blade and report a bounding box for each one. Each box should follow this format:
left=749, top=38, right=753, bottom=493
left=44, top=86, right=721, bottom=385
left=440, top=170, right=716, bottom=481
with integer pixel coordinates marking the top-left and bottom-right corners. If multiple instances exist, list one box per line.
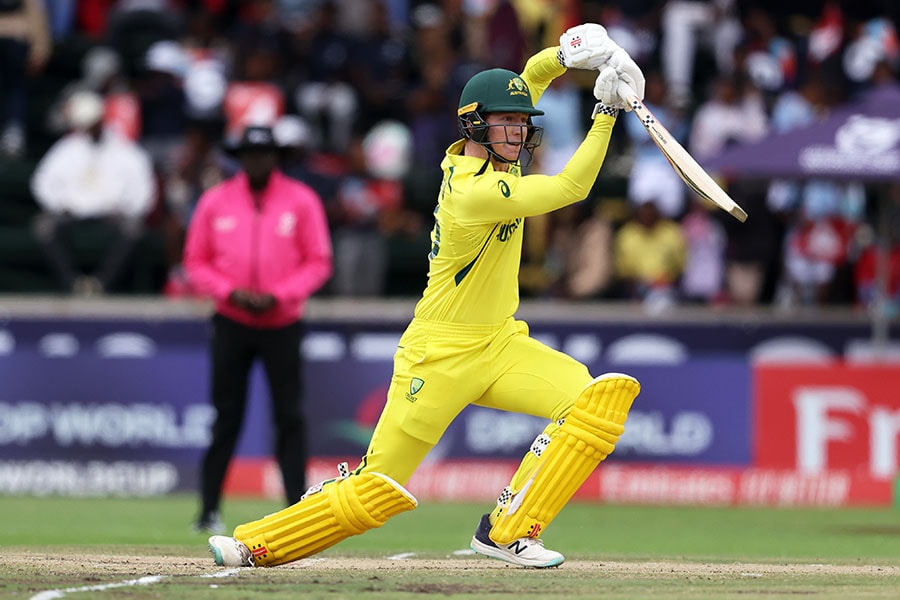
left=618, top=83, right=748, bottom=223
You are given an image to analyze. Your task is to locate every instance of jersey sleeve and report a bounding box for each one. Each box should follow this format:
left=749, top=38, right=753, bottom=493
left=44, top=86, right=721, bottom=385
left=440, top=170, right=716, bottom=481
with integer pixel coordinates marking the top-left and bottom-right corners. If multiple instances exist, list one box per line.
left=456, top=114, right=617, bottom=223
left=520, top=47, right=566, bottom=107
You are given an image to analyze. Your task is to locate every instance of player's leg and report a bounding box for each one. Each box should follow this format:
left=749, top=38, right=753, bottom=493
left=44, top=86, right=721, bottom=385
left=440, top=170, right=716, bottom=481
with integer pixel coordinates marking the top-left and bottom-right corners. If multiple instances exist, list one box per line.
left=258, top=320, right=307, bottom=505
left=215, top=470, right=418, bottom=566
left=489, top=372, right=639, bottom=544
left=210, top=321, right=488, bottom=567
left=211, top=366, right=427, bottom=567
left=472, top=320, right=640, bottom=564
left=196, top=314, right=255, bottom=533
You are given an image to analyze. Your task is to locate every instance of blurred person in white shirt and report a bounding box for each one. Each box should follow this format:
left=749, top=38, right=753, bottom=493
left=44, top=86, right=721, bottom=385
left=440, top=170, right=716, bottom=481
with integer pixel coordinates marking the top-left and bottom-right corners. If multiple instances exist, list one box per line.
left=30, top=89, right=157, bottom=295
left=689, top=73, right=767, bottom=161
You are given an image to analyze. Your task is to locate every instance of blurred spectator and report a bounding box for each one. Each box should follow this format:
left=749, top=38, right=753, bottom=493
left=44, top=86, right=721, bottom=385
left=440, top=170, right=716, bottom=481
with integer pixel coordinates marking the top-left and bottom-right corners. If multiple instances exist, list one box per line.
left=855, top=243, right=900, bottom=309
left=291, top=0, right=358, bottom=154
left=222, top=61, right=286, bottom=143
left=329, top=120, right=415, bottom=296
left=228, top=0, right=292, bottom=80
left=135, top=39, right=190, bottom=173
left=0, top=0, right=51, bottom=159
left=780, top=194, right=861, bottom=306
left=721, top=181, right=782, bottom=306
left=30, top=90, right=157, bottom=294
left=680, top=196, right=727, bottom=303
left=485, top=0, right=527, bottom=72
left=43, top=0, right=76, bottom=41
left=45, top=46, right=137, bottom=138
left=183, top=124, right=332, bottom=532
left=103, top=0, right=182, bottom=68
left=181, top=4, right=232, bottom=70
left=660, top=0, right=743, bottom=107
left=179, top=6, right=231, bottom=122
left=766, top=73, right=865, bottom=306
left=735, top=5, right=797, bottom=95
left=346, top=0, right=413, bottom=132
left=532, top=76, right=583, bottom=177
left=842, top=16, right=899, bottom=88
left=404, top=3, right=471, bottom=171
left=689, top=73, right=768, bottom=161
left=624, top=70, right=688, bottom=219
left=613, top=197, right=687, bottom=307
left=523, top=199, right=615, bottom=300
left=273, top=113, right=337, bottom=205
left=162, top=118, right=237, bottom=297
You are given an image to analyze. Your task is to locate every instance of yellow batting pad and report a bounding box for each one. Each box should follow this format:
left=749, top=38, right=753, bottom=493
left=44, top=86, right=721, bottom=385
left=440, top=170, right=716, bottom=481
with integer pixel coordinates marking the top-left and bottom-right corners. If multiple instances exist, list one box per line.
left=233, top=472, right=417, bottom=566
left=490, top=373, right=640, bottom=545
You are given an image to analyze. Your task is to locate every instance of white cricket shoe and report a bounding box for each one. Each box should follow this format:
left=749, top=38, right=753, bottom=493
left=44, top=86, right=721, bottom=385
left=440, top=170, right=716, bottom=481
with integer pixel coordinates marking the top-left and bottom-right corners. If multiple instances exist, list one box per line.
left=208, top=535, right=254, bottom=567
left=470, top=514, right=564, bottom=568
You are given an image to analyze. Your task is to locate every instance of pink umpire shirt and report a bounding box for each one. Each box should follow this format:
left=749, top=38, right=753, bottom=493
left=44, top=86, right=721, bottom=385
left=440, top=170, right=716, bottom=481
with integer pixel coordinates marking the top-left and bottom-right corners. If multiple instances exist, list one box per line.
left=183, top=170, right=333, bottom=329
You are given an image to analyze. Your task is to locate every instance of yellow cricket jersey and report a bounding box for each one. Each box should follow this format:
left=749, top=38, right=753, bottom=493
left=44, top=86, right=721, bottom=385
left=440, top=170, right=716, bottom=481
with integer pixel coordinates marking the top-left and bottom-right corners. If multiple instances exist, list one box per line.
left=413, top=48, right=618, bottom=325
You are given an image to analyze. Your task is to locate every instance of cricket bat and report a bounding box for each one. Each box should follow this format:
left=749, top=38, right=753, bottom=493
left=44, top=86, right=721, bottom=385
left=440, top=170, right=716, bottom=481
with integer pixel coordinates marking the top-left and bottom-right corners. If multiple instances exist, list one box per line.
left=618, top=82, right=748, bottom=223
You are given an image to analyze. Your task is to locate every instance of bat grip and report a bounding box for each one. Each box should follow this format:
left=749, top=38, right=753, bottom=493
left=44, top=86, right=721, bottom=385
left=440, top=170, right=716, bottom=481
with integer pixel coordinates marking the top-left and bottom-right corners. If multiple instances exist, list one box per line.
left=617, top=81, right=639, bottom=105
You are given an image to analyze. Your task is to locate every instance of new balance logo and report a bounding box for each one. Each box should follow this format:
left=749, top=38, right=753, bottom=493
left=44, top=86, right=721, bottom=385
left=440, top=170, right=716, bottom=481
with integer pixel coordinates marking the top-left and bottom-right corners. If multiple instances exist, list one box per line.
left=506, top=540, right=528, bottom=555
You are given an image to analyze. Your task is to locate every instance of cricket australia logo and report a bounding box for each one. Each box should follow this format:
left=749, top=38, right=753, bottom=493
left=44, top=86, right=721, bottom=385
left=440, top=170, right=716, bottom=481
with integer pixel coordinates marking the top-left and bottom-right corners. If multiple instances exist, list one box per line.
left=507, top=77, right=530, bottom=98
left=406, top=377, right=425, bottom=402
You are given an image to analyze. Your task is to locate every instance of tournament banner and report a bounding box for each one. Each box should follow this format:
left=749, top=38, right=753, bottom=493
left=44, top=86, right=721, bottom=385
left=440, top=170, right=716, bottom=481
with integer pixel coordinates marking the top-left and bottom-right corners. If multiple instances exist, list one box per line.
left=0, top=314, right=891, bottom=499
left=755, top=364, right=900, bottom=480
left=303, top=357, right=752, bottom=466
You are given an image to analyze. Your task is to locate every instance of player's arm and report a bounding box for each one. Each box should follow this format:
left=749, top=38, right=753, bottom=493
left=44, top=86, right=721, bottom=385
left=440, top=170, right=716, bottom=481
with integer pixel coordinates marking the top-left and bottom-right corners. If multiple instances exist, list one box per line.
left=459, top=111, right=617, bottom=223
left=519, top=47, right=566, bottom=107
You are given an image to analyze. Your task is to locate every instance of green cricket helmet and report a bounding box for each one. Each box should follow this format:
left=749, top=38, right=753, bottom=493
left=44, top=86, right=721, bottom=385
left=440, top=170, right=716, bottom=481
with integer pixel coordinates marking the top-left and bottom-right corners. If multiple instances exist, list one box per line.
left=457, top=68, right=544, bottom=164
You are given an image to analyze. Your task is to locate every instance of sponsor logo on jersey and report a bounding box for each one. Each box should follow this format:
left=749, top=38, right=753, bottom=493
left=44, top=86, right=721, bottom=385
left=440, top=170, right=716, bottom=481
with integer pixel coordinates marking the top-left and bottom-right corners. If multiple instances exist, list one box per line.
left=498, top=180, right=510, bottom=197
left=496, top=218, right=521, bottom=242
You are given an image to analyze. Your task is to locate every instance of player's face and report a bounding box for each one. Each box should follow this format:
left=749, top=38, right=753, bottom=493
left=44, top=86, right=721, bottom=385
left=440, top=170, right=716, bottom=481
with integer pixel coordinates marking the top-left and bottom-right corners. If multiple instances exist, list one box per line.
left=485, top=112, right=530, bottom=162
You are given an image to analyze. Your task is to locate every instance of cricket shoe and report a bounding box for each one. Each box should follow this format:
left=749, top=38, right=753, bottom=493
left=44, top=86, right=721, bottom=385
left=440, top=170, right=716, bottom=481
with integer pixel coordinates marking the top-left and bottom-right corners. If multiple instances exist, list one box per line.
left=208, top=535, right=254, bottom=567
left=470, top=513, right=564, bottom=568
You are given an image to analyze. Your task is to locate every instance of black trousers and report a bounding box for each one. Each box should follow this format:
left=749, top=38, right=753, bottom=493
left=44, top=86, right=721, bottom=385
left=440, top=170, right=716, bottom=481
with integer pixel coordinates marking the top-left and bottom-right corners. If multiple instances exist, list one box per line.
left=199, top=313, right=307, bottom=515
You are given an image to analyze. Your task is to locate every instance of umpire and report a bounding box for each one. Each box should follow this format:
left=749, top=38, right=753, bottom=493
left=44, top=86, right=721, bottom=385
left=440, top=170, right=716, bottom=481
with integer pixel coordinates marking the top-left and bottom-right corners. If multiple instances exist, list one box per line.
left=184, top=124, right=333, bottom=533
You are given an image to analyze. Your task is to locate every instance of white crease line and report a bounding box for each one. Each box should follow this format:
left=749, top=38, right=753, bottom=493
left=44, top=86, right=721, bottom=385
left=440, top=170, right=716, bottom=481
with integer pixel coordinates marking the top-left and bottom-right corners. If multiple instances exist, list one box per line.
left=387, top=552, right=416, bottom=560
left=201, top=568, right=242, bottom=578
left=31, top=567, right=242, bottom=599
left=31, top=575, right=165, bottom=600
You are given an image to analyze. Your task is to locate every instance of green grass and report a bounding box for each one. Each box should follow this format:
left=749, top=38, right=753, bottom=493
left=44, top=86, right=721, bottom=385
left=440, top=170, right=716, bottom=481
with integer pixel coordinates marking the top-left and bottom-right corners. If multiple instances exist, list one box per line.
left=2, top=495, right=899, bottom=599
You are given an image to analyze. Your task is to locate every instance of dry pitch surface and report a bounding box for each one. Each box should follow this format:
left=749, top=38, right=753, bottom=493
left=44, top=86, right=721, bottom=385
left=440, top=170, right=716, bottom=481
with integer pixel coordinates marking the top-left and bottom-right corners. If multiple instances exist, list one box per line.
left=9, top=553, right=900, bottom=576
left=8, top=552, right=900, bottom=600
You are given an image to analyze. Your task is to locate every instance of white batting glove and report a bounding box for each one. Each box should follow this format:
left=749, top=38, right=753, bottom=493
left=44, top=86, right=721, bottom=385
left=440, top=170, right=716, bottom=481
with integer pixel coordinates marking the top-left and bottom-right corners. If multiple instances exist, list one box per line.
left=558, top=23, right=617, bottom=70
left=607, top=48, right=645, bottom=109
left=593, top=66, right=624, bottom=110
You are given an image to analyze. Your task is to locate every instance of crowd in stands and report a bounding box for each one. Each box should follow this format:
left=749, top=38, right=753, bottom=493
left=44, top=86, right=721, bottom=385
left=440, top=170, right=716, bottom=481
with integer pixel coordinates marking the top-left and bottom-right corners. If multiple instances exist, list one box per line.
left=0, top=0, right=898, bottom=311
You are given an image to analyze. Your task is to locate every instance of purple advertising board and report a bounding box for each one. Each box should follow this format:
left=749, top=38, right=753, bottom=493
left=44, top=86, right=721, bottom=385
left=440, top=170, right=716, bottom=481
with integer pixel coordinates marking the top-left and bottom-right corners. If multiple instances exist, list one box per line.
left=0, top=314, right=884, bottom=495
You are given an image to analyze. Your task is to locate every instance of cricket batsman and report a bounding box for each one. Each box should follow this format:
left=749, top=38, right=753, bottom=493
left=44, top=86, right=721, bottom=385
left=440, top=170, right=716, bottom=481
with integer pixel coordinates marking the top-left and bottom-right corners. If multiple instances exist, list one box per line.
left=208, top=23, right=643, bottom=569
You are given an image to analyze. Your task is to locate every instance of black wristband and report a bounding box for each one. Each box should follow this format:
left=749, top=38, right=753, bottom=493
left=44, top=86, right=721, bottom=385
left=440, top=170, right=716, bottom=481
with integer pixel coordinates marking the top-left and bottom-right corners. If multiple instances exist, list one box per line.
left=591, top=102, right=620, bottom=118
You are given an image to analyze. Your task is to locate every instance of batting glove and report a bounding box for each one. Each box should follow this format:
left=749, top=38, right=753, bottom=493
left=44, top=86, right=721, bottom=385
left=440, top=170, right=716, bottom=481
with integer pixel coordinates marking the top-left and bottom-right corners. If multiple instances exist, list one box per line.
left=558, top=23, right=617, bottom=70
left=593, top=66, right=624, bottom=114
left=607, top=48, right=645, bottom=110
